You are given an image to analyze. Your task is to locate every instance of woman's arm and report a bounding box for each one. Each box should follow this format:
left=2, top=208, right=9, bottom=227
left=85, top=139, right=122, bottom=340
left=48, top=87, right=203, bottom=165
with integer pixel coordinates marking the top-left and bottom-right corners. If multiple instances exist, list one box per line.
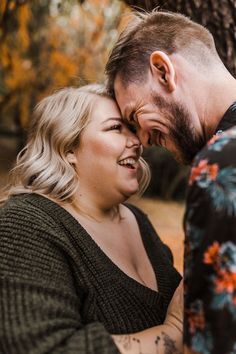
left=112, top=281, right=183, bottom=354
left=0, top=206, right=120, bottom=354
left=113, top=325, right=182, bottom=354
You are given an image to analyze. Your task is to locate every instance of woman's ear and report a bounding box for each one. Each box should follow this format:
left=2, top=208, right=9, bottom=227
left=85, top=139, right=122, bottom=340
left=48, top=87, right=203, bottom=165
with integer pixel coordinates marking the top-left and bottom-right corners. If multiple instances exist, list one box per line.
left=66, top=151, right=76, bottom=165
left=150, top=51, right=176, bottom=92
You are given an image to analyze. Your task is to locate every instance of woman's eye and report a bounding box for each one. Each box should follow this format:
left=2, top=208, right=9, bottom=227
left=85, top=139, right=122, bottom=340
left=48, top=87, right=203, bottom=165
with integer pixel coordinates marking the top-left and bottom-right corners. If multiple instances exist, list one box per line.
left=110, top=124, right=122, bottom=131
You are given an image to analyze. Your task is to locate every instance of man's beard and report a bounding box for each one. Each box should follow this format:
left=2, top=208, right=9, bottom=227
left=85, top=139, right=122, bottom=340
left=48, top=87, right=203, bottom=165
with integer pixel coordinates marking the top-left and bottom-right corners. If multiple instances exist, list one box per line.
left=152, top=94, right=205, bottom=165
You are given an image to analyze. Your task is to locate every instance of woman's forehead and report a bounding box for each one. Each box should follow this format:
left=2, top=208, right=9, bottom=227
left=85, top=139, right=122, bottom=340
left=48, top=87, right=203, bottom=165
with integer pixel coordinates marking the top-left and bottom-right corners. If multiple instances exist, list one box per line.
left=90, top=96, right=121, bottom=121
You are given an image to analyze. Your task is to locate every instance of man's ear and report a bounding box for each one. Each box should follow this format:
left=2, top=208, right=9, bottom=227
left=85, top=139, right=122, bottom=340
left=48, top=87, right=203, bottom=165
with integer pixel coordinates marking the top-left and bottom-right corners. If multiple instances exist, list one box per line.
left=66, top=151, right=77, bottom=165
left=150, top=51, right=176, bottom=92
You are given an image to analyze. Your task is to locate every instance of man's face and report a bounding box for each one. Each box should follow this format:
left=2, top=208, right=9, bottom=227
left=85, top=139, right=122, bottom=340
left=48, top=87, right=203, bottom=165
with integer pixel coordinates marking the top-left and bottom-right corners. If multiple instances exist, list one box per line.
left=114, top=76, right=205, bottom=165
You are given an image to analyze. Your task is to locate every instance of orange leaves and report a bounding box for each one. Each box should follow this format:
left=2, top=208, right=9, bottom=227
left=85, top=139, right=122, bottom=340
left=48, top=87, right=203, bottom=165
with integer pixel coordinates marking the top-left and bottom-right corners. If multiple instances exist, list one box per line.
left=17, top=4, right=31, bottom=50
left=1, top=0, right=129, bottom=130
left=0, top=43, right=10, bottom=68
left=0, top=2, right=33, bottom=129
left=5, top=51, right=34, bottom=91
left=0, top=0, right=7, bottom=20
left=49, top=51, right=78, bottom=87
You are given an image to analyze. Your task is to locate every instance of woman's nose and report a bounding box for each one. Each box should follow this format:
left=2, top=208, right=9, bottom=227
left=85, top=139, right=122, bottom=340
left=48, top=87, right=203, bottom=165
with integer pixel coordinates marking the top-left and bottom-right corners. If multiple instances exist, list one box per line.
left=126, top=131, right=141, bottom=148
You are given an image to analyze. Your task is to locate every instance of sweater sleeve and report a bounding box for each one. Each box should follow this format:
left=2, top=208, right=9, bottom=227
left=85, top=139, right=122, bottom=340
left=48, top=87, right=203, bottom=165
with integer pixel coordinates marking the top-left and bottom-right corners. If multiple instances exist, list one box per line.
left=0, top=204, right=120, bottom=354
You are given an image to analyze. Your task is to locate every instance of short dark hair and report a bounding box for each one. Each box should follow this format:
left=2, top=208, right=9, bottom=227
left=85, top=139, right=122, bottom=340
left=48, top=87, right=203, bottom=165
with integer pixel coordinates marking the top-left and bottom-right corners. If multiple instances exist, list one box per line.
left=105, top=10, right=217, bottom=96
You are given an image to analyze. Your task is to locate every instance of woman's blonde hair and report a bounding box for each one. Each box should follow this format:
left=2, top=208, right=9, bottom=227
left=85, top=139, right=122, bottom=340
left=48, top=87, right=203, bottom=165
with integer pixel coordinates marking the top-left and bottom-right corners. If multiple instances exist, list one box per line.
left=1, top=84, right=150, bottom=205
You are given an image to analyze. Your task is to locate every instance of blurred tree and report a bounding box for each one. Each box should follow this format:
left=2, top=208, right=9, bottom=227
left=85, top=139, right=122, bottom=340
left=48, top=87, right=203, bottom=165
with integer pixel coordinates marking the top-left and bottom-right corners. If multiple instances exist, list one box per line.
left=142, top=147, right=190, bottom=200
left=0, top=0, right=126, bottom=138
left=77, top=0, right=236, bottom=74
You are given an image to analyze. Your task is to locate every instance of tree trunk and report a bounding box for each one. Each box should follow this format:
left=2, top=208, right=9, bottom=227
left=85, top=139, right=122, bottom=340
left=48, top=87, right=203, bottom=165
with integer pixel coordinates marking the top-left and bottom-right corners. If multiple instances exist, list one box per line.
left=121, top=0, right=236, bottom=77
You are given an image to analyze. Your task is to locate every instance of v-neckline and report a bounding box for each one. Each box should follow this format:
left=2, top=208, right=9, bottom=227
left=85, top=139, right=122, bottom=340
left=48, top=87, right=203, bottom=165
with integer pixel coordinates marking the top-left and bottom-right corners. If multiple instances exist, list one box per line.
left=26, top=194, right=167, bottom=304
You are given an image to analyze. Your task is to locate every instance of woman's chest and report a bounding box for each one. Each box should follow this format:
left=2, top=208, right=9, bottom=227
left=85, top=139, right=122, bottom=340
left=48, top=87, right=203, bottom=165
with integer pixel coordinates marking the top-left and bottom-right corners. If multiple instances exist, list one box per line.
left=81, top=219, right=158, bottom=292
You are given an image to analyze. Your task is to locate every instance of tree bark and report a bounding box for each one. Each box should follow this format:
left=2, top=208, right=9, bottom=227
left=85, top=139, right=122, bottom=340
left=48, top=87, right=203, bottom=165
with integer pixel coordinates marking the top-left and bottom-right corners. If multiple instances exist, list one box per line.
left=119, top=0, right=236, bottom=77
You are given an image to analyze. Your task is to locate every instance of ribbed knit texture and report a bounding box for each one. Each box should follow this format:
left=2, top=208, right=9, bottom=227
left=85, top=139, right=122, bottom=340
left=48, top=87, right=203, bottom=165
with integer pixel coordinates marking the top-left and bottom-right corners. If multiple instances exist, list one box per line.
left=0, top=193, right=181, bottom=354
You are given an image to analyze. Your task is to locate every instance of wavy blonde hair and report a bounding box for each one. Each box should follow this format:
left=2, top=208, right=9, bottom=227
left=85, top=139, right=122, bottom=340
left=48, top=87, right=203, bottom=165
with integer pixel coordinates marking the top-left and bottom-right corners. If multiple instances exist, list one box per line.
left=1, top=84, right=150, bottom=205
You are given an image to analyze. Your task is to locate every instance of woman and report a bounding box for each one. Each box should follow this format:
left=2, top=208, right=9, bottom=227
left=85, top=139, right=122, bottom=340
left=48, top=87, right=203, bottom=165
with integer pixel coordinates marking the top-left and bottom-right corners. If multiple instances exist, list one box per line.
left=0, top=84, right=182, bottom=354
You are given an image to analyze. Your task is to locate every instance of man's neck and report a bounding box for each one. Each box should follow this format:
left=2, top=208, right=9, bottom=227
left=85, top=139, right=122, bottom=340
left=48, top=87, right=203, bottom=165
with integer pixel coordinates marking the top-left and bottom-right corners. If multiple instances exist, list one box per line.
left=202, top=72, right=236, bottom=138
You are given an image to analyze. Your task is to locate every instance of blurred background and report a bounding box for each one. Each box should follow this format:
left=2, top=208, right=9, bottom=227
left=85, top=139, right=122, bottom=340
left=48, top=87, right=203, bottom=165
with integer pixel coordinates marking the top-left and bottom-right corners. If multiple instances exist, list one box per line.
left=0, top=0, right=235, bottom=273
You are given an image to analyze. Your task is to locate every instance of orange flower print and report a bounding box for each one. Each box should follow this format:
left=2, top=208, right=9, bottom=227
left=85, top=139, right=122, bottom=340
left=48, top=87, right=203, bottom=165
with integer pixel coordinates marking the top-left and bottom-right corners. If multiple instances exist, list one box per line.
left=189, top=159, right=208, bottom=185
left=189, top=159, right=219, bottom=185
left=188, top=311, right=205, bottom=334
left=204, top=242, right=220, bottom=265
left=208, top=164, right=218, bottom=181
left=186, top=300, right=205, bottom=334
left=215, top=270, right=236, bottom=294
left=203, top=241, right=236, bottom=319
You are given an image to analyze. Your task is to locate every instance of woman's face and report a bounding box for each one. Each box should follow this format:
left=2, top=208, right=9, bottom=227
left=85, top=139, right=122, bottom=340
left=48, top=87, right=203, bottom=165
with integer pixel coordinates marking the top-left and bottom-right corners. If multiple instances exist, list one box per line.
left=70, top=96, right=141, bottom=204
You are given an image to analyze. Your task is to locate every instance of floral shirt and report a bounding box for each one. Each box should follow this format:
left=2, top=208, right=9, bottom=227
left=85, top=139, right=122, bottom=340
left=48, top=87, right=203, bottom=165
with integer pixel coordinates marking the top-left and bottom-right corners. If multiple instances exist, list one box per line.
left=184, top=102, right=236, bottom=354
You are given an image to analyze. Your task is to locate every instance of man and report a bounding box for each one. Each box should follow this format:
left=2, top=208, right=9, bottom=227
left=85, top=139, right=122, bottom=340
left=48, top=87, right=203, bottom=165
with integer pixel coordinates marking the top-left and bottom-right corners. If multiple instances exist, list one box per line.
left=105, top=10, right=236, bottom=354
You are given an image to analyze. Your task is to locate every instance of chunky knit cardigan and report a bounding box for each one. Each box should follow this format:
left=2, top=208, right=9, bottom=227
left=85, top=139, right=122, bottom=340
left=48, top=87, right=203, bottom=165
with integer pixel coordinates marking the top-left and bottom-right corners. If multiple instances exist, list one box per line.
left=0, top=193, right=181, bottom=354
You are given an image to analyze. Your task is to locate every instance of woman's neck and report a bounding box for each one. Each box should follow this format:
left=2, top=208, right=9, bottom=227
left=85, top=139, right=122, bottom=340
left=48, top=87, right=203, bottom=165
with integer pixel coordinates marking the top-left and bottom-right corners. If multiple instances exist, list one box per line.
left=64, top=193, right=122, bottom=223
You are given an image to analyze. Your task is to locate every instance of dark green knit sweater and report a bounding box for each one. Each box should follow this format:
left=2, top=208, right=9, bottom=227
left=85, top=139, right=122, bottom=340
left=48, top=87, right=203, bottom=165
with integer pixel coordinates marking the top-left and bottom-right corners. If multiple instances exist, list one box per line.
left=0, top=193, right=181, bottom=354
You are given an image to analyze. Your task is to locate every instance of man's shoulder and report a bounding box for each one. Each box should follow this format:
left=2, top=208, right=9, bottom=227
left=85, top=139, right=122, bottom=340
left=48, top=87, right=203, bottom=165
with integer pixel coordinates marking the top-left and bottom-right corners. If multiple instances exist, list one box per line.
left=206, top=126, right=236, bottom=152
left=189, top=127, right=236, bottom=195
left=193, top=126, right=236, bottom=168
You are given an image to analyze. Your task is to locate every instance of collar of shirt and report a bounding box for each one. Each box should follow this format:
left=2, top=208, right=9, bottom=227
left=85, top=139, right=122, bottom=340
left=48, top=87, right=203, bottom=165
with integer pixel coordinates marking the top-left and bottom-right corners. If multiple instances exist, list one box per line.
left=214, top=101, right=236, bottom=135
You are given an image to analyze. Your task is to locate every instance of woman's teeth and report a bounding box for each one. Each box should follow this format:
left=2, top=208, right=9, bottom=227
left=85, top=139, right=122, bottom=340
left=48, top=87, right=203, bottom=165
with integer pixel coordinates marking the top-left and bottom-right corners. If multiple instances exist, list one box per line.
left=118, top=158, right=136, bottom=169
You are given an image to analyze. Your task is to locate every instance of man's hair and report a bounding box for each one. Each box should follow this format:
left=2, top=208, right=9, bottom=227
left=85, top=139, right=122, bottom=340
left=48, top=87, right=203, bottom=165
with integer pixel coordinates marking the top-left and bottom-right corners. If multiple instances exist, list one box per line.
left=1, top=84, right=150, bottom=205
left=105, top=10, right=219, bottom=95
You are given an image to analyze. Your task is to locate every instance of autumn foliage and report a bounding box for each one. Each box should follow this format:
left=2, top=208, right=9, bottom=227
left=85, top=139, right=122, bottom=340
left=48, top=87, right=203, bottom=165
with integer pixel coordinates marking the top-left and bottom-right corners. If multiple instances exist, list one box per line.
left=0, top=0, right=128, bottom=133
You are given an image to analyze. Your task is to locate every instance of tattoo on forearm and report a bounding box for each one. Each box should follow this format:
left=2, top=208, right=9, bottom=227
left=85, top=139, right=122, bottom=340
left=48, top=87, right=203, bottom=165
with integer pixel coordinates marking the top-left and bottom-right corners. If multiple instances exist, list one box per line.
left=114, top=335, right=144, bottom=353
left=162, top=332, right=178, bottom=354
left=155, top=335, right=161, bottom=354
left=133, top=337, right=143, bottom=354
left=114, top=331, right=180, bottom=354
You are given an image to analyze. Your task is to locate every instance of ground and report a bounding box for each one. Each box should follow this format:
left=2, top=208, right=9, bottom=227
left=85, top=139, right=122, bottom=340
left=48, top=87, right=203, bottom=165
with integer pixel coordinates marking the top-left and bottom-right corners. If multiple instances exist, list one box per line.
left=133, top=197, right=185, bottom=274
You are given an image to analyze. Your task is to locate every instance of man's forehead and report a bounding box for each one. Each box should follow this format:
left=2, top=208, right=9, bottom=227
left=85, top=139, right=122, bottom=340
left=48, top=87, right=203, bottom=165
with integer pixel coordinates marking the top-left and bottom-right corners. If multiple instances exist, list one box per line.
left=114, top=75, right=129, bottom=97
left=114, top=77, right=139, bottom=116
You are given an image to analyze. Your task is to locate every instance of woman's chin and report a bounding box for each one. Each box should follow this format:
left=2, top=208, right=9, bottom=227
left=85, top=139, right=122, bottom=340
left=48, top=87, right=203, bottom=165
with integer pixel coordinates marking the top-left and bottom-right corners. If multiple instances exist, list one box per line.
left=122, top=184, right=139, bottom=199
